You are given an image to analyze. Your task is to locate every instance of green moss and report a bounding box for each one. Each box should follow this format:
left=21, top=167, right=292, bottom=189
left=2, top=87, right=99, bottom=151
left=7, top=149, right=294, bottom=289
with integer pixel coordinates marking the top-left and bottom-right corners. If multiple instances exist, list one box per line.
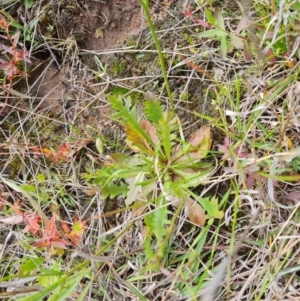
left=7, top=156, right=23, bottom=179
left=181, top=32, right=195, bottom=45
left=180, top=91, right=189, bottom=101
left=33, top=118, right=64, bottom=145
left=125, top=37, right=137, bottom=48
left=128, top=91, right=144, bottom=104
left=111, top=61, right=128, bottom=77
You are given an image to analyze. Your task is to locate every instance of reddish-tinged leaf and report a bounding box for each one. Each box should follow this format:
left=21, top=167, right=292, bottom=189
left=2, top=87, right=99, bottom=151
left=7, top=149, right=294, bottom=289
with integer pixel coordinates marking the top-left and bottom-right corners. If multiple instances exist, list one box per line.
left=265, top=49, right=277, bottom=63
left=183, top=10, right=192, bottom=18
left=49, top=143, right=71, bottom=163
left=51, top=240, right=69, bottom=249
left=185, top=196, right=206, bottom=226
left=244, top=41, right=253, bottom=61
left=68, top=233, right=80, bottom=246
left=33, top=238, right=70, bottom=250
left=8, top=200, right=24, bottom=216
left=246, top=175, right=255, bottom=189
left=0, top=43, right=14, bottom=55
left=60, top=220, right=71, bottom=234
left=188, top=126, right=212, bottom=159
left=33, top=236, right=70, bottom=249
left=23, top=214, right=41, bottom=236
left=194, top=19, right=210, bottom=28
left=46, top=214, right=57, bottom=238
left=246, top=171, right=262, bottom=189
left=0, top=215, right=23, bottom=224
left=55, top=143, right=71, bottom=158
left=15, top=50, right=31, bottom=64
left=183, top=3, right=192, bottom=18
left=32, top=214, right=71, bottom=250
left=29, top=145, right=42, bottom=154
left=30, top=146, right=53, bottom=157
left=217, top=136, right=231, bottom=160
left=125, top=124, right=153, bottom=155
left=0, top=14, right=9, bottom=31
left=141, top=120, right=159, bottom=144
left=189, top=126, right=211, bottom=148
left=0, top=34, right=9, bottom=40
left=30, top=144, right=71, bottom=164
left=32, top=240, right=50, bottom=248
left=236, top=16, right=249, bottom=34
left=235, top=146, right=248, bottom=158
left=46, top=155, right=59, bottom=164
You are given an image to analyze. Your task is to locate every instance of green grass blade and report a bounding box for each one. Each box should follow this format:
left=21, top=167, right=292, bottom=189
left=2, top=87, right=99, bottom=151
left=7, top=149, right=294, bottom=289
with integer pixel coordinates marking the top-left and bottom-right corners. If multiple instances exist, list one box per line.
left=17, top=275, right=68, bottom=301
left=48, top=268, right=90, bottom=301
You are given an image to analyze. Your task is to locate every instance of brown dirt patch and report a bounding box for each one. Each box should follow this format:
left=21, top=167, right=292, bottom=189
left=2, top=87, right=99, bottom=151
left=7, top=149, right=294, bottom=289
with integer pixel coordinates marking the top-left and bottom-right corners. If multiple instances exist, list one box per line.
left=75, top=0, right=172, bottom=52
left=74, top=0, right=143, bottom=52
left=47, top=0, right=142, bottom=50
left=27, top=59, right=72, bottom=114
left=27, top=0, right=174, bottom=115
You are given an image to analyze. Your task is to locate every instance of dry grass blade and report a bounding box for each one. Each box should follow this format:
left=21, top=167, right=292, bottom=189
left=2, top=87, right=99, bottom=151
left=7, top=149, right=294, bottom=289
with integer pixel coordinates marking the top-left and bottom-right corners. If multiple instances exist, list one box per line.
left=185, top=196, right=206, bottom=226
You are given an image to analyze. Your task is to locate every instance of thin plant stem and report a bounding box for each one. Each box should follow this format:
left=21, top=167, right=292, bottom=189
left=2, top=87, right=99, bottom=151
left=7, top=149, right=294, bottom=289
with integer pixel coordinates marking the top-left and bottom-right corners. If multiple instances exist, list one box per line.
left=138, top=0, right=174, bottom=112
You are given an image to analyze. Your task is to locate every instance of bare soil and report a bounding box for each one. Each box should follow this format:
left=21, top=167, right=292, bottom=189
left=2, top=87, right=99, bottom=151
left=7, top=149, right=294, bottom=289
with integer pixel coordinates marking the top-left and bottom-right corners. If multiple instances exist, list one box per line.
left=25, top=0, right=176, bottom=116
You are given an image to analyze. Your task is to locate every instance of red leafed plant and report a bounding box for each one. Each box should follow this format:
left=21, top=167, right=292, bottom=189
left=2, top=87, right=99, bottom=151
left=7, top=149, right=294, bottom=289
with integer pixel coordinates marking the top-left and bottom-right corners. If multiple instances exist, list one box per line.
left=217, top=137, right=262, bottom=189
left=0, top=199, right=41, bottom=235
left=23, top=214, right=41, bottom=236
left=32, top=214, right=71, bottom=252
left=183, top=2, right=210, bottom=28
left=29, top=143, right=71, bottom=164
left=60, top=217, right=86, bottom=246
left=0, top=14, right=31, bottom=88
